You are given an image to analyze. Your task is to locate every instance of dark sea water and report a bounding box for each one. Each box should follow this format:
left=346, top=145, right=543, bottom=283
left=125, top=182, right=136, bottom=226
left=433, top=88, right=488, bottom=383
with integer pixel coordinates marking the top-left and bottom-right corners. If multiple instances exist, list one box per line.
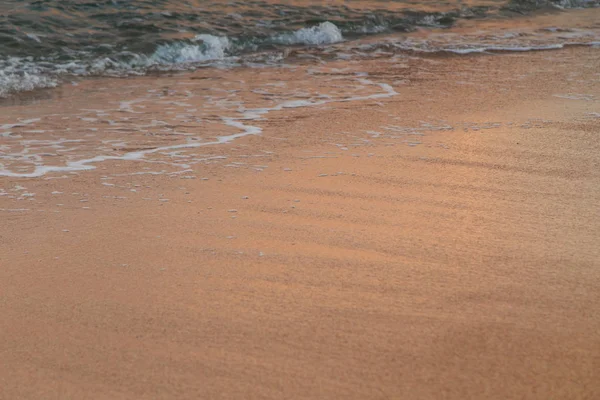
left=1, top=0, right=599, bottom=97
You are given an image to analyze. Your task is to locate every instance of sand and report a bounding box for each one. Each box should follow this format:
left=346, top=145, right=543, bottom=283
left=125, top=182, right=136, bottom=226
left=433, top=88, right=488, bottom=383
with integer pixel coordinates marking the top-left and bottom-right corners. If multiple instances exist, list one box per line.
left=1, top=46, right=600, bottom=399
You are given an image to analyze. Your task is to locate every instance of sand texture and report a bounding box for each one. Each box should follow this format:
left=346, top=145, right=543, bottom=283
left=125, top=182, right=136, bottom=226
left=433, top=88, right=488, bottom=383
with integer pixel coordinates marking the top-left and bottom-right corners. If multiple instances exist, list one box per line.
left=1, top=44, right=600, bottom=399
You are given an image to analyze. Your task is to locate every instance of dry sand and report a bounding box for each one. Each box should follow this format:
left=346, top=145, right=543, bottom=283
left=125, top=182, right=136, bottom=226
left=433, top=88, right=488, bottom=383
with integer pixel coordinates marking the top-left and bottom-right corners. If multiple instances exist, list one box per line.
left=1, top=46, right=600, bottom=399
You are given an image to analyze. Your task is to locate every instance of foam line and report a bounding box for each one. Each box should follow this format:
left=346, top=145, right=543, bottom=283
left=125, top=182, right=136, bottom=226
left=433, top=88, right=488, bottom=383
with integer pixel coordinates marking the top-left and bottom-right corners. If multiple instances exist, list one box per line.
left=0, top=75, right=396, bottom=178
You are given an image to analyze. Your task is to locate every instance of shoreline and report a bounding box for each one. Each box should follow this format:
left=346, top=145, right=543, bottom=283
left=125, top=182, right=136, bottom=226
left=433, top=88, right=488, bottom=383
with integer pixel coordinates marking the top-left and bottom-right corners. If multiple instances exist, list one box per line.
left=2, top=7, right=600, bottom=104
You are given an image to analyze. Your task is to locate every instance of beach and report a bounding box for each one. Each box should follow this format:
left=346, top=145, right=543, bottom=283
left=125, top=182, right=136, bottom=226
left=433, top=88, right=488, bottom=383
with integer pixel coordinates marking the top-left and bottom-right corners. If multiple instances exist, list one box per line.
left=2, top=4, right=600, bottom=399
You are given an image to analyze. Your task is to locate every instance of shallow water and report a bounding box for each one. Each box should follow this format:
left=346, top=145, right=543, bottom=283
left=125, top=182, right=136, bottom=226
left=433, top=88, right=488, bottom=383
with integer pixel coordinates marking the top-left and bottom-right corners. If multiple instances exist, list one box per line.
left=1, top=0, right=599, bottom=97
left=1, top=3, right=600, bottom=179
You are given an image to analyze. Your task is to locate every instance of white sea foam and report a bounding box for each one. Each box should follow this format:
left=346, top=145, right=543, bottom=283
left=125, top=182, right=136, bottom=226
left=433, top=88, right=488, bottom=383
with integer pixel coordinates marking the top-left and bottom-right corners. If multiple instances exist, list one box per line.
left=391, top=41, right=592, bottom=55
left=0, top=74, right=396, bottom=178
left=274, top=22, right=343, bottom=46
left=149, top=35, right=231, bottom=65
left=440, top=43, right=566, bottom=54
left=2, top=18, right=599, bottom=99
left=552, top=0, right=599, bottom=8
left=0, top=70, right=57, bottom=98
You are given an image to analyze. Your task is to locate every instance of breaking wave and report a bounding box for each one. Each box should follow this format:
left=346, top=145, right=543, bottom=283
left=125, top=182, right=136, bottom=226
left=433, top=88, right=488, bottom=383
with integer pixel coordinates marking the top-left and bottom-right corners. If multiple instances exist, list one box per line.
left=273, top=22, right=344, bottom=46
left=149, top=35, right=232, bottom=65
left=1, top=0, right=600, bottom=99
left=0, top=70, right=58, bottom=98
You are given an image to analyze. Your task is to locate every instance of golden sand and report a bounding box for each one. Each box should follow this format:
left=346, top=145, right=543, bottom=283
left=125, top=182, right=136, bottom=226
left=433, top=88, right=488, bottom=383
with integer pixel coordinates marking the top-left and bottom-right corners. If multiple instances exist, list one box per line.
left=1, top=46, right=599, bottom=399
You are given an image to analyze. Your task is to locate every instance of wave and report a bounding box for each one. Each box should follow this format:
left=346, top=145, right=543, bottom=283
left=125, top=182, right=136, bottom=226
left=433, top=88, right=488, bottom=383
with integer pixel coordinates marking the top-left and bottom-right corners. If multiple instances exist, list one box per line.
left=149, top=35, right=232, bottom=65
left=1, top=13, right=600, bottom=98
left=272, top=22, right=344, bottom=46
left=0, top=34, right=236, bottom=97
left=0, top=70, right=57, bottom=98
left=0, top=23, right=345, bottom=97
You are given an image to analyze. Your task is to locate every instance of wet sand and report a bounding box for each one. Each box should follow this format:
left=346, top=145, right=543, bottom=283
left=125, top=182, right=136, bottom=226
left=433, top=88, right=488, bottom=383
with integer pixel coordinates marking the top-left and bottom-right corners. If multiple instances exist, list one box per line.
left=1, top=47, right=600, bottom=399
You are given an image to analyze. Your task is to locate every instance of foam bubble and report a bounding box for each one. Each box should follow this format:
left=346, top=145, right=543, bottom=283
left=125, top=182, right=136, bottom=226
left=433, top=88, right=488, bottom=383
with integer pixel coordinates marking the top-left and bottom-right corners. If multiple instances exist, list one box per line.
left=274, top=22, right=343, bottom=46
left=149, top=35, right=231, bottom=65
left=0, top=70, right=57, bottom=98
